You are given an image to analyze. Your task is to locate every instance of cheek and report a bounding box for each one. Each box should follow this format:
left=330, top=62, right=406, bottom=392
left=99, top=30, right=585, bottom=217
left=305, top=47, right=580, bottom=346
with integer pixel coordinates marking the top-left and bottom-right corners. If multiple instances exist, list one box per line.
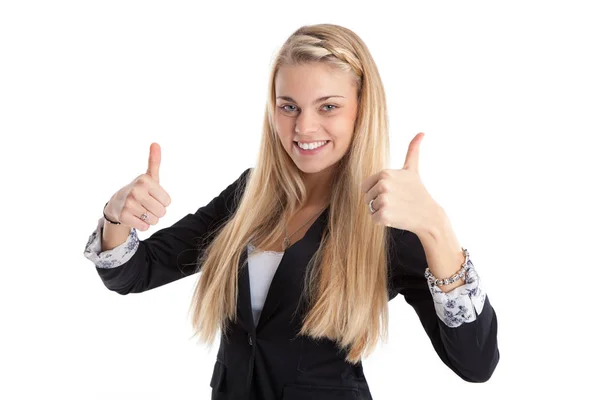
left=274, top=115, right=292, bottom=136
left=324, top=117, right=354, bottom=144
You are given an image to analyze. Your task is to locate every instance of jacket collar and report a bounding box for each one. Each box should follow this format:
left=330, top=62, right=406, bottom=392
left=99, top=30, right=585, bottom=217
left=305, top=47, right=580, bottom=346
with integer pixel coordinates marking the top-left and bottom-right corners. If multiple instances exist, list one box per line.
left=236, top=206, right=330, bottom=333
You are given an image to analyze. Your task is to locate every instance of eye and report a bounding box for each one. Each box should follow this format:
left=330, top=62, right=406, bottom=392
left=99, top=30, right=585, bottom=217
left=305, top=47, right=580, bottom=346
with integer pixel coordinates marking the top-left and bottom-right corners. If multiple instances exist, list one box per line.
left=322, top=104, right=338, bottom=111
left=280, top=105, right=297, bottom=113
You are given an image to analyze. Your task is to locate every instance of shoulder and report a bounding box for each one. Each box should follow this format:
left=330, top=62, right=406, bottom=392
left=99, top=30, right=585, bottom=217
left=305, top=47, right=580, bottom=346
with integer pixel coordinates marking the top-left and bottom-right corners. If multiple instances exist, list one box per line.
left=231, top=167, right=254, bottom=206
left=227, top=167, right=253, bottom=193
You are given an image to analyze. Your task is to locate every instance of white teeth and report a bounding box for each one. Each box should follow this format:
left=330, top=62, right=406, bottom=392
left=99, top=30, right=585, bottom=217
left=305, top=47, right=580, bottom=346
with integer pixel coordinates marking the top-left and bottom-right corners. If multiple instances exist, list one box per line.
left=297, top=140, right=327, bottom=150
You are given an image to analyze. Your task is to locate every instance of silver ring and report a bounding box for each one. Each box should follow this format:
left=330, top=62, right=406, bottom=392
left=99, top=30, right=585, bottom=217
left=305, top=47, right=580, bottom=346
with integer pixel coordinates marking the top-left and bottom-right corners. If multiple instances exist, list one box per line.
left=368, top=199, right=376, bottom=214
left=140, top=212, right=148, bottom=221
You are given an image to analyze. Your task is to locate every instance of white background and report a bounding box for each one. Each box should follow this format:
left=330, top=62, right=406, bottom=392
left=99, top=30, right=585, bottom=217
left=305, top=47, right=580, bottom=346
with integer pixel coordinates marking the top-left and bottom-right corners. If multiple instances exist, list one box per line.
left=1, top=0, right=598, bottom=399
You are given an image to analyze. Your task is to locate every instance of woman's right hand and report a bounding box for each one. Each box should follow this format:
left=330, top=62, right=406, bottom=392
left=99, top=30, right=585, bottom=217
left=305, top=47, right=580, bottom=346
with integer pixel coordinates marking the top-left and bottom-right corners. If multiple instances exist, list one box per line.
left=104, top=143, right=172, bottom=231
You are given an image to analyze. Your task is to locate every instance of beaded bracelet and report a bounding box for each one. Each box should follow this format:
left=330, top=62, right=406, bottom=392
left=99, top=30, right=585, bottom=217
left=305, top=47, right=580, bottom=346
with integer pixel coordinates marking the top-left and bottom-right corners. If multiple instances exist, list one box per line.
left=424, top=247, right=470, bottom=286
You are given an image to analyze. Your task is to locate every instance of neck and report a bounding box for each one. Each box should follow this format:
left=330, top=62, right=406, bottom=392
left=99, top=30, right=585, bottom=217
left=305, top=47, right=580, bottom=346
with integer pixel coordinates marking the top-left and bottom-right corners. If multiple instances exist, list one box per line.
left=301, top=165, right=336, bottom=208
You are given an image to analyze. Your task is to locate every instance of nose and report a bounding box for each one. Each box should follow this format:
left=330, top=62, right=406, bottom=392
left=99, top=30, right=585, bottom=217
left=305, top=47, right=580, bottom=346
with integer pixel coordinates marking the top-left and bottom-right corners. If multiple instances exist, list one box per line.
left=294, top=110, right=319, bottom=135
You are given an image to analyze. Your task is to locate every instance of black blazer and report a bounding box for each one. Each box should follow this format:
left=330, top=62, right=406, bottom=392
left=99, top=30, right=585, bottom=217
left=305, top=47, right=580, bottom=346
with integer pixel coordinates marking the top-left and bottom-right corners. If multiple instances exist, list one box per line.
left=95, top=168, right=499, bottom=400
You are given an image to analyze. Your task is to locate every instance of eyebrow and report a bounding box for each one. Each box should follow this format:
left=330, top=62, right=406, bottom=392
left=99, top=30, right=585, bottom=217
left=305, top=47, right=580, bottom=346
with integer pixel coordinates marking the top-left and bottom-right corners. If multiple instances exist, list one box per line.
left=276, top=95, right=345, bottom=104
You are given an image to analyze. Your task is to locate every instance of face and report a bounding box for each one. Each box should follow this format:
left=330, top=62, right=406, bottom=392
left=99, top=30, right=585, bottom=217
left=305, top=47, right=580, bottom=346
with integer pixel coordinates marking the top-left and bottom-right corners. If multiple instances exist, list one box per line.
left=274, top=62, right=359, bottom=175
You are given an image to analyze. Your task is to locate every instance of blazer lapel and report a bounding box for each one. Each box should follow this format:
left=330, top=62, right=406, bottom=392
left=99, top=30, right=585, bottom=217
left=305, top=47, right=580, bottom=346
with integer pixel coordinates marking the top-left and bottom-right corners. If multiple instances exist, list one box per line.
left=237, top=248, right=255, bottom=332
left=255, top=206, right=330, bottom=332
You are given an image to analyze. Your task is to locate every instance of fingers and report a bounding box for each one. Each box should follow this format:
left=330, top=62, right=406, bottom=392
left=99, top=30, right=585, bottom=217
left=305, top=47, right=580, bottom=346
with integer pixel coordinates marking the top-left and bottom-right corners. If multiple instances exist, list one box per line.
left=119, top=196, right=158, bottom=231
left=119, top=142, right=169, bottom=231
left=118, top=204, right=151, bottom=231
left=146, top=142, right=161, bottom=183
left=138, top=191, right=168, bottom=222
left=147, top=180, right=172, bottom=209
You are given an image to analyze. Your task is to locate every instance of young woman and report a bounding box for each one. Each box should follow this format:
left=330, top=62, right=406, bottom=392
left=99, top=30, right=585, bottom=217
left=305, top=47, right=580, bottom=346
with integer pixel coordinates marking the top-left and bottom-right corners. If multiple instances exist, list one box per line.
left=85, top=23, right=499, bottom=400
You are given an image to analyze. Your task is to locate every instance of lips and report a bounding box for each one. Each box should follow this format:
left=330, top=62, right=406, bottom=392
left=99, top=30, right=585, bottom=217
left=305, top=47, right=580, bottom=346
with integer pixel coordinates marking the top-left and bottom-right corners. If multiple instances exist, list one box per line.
left=294, top=140, right=330, bottom=147
left=293, top=140, right=330, bottom=155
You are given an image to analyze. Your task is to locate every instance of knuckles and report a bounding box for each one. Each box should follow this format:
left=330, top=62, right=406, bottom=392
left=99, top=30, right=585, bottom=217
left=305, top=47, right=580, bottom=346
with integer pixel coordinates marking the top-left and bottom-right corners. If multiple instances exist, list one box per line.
left=379, top=169, right=393, bottom=180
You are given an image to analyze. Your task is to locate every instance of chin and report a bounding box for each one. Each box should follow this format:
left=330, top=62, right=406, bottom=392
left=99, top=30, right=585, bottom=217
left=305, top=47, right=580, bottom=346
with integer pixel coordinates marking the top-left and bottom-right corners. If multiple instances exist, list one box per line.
left=294, top=161, right=337, bottom=175
left=296, top=165, right=325, bottom=174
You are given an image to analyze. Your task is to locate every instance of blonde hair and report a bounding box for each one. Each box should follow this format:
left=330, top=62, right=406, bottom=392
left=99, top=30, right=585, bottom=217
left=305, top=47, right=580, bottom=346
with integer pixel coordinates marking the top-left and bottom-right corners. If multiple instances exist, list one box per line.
left=189, top=23, right=391, bottom=364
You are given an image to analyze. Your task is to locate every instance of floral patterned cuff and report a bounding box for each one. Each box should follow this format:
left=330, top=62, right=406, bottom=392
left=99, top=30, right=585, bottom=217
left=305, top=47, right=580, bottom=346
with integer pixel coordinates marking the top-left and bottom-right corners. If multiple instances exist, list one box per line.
left=427, top=258, right=487, bottom=328
left=83, top=217, right=140, bottom=269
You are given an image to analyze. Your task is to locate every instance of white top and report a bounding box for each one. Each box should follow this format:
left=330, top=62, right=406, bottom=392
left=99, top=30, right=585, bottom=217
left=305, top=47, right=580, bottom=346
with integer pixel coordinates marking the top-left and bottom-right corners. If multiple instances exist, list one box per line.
left=246, top=243, right=284, bottom=326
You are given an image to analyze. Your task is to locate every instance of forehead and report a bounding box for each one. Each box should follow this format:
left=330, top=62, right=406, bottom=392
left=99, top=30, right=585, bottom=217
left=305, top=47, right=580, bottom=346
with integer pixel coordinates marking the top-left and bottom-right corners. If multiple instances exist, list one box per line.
left=275, top=63, right=355, bottom=98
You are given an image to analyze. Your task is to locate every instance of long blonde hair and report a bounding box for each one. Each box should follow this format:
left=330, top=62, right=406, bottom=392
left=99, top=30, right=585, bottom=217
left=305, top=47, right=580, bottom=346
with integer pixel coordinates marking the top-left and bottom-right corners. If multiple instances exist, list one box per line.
left=189, top=23, right=391, bottom=364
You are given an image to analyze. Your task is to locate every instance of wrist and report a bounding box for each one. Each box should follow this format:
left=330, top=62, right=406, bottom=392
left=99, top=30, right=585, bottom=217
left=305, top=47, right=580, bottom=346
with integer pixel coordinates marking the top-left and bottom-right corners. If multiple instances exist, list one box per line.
left=103, top=201, right=121, bottom=224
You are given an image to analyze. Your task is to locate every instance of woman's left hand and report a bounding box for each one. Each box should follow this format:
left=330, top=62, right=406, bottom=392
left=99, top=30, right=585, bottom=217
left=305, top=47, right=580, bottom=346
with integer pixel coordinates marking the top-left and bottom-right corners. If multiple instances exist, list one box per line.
left=360, top=132, right=443, bottom=236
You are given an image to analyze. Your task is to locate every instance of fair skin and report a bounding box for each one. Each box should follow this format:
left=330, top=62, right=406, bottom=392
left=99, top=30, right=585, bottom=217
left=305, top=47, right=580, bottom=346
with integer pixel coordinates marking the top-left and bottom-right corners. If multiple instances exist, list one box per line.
left=274, top=62, right=359, bottom=208
left=273, top=64, right=466, bottom=289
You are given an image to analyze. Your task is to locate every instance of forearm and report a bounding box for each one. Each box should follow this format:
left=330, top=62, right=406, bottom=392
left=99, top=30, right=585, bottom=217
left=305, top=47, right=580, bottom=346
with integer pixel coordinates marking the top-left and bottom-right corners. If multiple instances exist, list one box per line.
left=101, top=218, right=132, bottom=251
left=415, top=207, right=466, bottom=293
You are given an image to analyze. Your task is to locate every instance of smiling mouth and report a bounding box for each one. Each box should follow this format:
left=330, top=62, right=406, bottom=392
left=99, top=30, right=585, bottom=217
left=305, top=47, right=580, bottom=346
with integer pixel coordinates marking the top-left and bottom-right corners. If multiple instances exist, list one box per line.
left=293, top=140, right=331, bottom=154
left=293, top=140, right=331, bottom=146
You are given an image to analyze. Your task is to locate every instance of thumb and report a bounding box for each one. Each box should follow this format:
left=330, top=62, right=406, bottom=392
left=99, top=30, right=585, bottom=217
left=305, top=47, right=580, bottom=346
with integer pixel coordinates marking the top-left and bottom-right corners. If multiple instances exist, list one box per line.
left=146, top=142, right=161, bottom=182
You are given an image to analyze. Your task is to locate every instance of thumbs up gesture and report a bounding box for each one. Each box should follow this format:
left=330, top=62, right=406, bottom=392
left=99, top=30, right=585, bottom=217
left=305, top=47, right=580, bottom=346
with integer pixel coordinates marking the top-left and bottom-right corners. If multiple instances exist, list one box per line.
left=360, top=132, right=443, bottom=236
left=103, top=143, right=172, bottom=231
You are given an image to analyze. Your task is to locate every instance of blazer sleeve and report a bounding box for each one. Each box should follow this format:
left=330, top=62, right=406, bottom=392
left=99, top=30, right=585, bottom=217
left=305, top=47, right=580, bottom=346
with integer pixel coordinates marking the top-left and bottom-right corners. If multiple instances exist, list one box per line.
left=87, top=167, right=252, bottom=295
left=387, top=227, right=500, bottom=382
